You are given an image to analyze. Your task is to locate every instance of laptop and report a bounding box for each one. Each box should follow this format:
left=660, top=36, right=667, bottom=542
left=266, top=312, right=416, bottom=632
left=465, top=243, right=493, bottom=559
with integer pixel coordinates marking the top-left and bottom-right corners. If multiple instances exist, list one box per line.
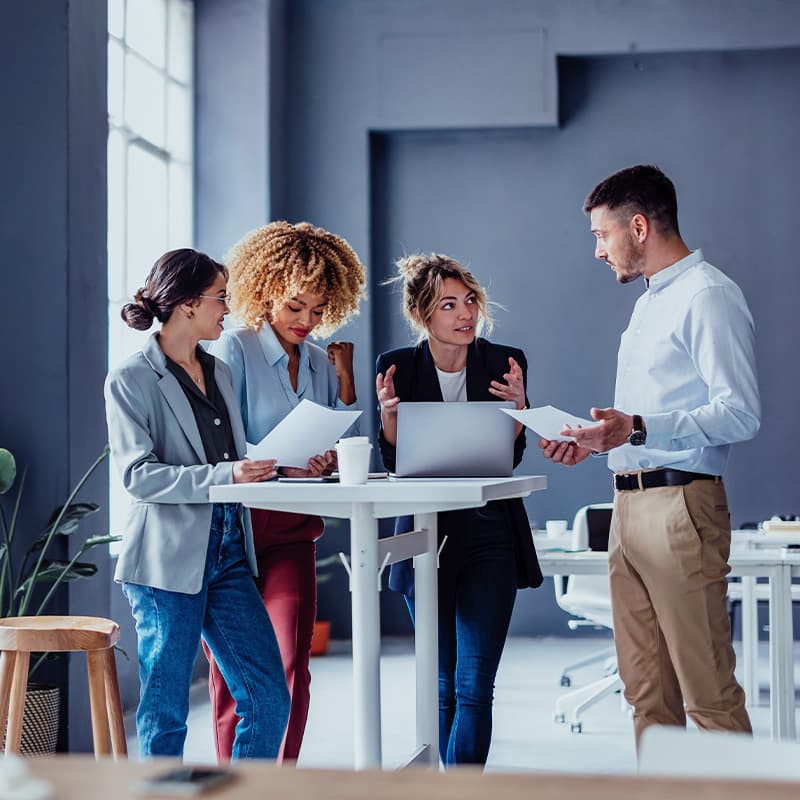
left=394, top=401, right=516, bottom=478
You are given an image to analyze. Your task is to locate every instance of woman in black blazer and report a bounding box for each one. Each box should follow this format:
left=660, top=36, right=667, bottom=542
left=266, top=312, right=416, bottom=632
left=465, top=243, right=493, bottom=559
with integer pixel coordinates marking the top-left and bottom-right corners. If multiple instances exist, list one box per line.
left=375, top=253, right=542, bottom=767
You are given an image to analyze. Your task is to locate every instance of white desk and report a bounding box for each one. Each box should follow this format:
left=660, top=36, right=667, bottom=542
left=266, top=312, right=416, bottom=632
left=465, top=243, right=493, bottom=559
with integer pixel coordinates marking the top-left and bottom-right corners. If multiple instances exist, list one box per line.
left=536, top=544, right=796, bottom=742
left=210, top=475, right=546, bottom=769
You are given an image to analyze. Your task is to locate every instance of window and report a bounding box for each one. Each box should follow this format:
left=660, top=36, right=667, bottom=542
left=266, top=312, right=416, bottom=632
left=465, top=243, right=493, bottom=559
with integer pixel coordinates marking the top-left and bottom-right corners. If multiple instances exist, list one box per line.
left=107, top=0, right=194, bottom=544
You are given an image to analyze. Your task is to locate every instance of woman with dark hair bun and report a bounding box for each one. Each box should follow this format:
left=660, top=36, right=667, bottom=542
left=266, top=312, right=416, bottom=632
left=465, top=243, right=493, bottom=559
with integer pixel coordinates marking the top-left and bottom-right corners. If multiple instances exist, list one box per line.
left=106, top=247, right=290, bottom=759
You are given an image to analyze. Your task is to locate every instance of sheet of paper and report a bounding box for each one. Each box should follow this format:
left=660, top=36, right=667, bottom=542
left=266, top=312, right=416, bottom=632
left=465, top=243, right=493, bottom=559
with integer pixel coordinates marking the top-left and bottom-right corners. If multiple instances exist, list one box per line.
left=502, top=405, right=594, bottom=442
left=246, top=399, right=362, bottom=467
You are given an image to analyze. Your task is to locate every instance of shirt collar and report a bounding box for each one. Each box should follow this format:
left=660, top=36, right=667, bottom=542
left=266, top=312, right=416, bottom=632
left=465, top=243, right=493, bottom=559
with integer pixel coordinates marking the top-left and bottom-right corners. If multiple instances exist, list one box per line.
left=256, top=322, right=315, bottom=371
left=646, top=249, right=703, bottom=293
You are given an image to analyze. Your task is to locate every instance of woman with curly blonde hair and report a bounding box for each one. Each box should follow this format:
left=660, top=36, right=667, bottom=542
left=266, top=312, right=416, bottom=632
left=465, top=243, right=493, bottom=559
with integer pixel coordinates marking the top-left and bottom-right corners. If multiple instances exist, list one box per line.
left=206, top=221, right=366, bottom=763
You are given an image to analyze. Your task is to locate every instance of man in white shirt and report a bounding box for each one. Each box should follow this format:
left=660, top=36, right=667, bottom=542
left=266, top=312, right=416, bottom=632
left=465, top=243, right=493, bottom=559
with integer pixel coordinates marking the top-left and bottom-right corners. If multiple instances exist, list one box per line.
left=539, top=165, right=760, bottom=748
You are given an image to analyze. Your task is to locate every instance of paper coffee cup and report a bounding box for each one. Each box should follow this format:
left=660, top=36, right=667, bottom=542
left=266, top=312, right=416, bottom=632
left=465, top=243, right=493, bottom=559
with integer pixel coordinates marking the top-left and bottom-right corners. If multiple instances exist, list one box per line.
left=336, top=437, right=372, bottom=485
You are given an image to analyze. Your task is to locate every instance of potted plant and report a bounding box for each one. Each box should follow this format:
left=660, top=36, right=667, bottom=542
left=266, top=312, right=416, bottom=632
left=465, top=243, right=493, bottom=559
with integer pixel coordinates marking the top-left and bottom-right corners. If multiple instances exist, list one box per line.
left=310, top=553, right=341, bottom=656
left=0, top=445, right=121, bottom=753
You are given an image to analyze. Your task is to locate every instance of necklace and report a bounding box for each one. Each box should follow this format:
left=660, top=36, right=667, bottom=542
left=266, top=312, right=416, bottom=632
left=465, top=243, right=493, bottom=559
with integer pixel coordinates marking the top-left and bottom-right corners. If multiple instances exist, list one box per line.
left=178, top=361, right=202, bottom=385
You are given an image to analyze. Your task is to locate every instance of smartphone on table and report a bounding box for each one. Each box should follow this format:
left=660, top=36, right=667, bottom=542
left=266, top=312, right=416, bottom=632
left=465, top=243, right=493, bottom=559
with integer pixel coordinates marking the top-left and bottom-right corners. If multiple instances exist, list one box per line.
left=135, top=767, right=236, bottom=796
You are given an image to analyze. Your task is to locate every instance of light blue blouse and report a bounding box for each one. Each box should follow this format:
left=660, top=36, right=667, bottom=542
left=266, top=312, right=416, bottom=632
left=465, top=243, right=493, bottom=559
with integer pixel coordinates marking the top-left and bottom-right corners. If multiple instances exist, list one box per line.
left=209, top=324, right=357, bottom=446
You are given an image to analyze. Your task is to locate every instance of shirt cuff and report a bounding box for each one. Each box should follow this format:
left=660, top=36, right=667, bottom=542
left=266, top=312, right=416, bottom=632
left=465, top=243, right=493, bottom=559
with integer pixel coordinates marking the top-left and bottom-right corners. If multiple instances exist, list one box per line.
left=640, top=412, right=672, bottom=451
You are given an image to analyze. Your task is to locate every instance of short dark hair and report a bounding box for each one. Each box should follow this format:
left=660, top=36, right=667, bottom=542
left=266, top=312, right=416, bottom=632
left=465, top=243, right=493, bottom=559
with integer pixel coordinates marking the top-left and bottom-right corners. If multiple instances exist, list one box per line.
left=583, top=164, right=680, bottom=237
left=121, top=248, right=227, bottom=331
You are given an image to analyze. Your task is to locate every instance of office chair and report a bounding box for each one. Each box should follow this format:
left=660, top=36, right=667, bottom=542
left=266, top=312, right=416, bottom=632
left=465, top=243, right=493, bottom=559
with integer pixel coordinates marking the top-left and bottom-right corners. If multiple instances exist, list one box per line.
left=552, top=502, right=624, bottom=733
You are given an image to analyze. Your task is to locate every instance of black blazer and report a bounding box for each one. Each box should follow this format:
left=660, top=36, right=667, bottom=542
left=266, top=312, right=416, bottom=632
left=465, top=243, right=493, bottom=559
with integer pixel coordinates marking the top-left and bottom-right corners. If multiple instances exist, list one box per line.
left=376, top=338, right=543, bottom=595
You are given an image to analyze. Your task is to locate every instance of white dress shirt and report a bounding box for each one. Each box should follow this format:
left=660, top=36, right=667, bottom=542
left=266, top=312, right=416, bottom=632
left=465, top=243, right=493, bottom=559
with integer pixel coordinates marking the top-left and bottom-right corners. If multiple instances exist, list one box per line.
left=209, top=324, right=357, bottom=445
left=608, top=249, right=760, bottom=476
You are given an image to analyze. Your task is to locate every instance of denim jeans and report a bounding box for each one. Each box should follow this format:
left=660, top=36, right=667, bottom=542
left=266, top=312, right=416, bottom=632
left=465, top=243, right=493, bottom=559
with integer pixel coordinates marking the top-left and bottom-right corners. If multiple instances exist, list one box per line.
left=408, top=502, right=517, bottom=766
left=123, top=503, right=290, bottom=759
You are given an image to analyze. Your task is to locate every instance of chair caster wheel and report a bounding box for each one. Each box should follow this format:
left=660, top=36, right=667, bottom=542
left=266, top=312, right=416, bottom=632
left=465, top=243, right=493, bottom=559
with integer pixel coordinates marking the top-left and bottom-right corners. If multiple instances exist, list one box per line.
left=560, top=675, right=571, bottom=687
left=554, top=713, right=565, bottom=724
left=570, top=723, right=582, bottom=734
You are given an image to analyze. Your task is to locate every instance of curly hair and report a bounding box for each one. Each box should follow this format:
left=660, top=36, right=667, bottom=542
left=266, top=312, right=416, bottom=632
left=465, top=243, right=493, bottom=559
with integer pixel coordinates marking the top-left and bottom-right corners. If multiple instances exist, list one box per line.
left=225, top=221, right=367, bottom=337
left=388, top=253, right=493, bottom=343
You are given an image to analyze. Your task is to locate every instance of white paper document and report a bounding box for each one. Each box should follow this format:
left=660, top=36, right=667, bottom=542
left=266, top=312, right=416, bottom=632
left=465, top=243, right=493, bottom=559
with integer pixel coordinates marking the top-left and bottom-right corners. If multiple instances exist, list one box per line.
left=502, top=405, right=594, bottom=442
left=246, top=399, right=362, bottom=467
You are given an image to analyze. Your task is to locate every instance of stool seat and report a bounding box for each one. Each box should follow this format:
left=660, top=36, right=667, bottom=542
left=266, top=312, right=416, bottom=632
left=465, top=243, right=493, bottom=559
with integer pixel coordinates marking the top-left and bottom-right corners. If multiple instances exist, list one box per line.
left=0, top=615, right=127, bottom=759
left=0, top=616, right=120, bottom=652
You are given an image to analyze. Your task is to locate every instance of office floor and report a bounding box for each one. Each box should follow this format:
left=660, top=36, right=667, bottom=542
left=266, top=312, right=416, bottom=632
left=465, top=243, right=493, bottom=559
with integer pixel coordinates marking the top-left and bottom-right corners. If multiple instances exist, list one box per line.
left=125, top=636, right=799, bottom=773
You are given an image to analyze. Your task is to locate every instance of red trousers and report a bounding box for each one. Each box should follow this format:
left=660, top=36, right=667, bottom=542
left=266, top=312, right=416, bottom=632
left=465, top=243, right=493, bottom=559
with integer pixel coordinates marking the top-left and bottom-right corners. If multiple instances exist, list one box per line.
left=204, top=509, right=322, bottom=762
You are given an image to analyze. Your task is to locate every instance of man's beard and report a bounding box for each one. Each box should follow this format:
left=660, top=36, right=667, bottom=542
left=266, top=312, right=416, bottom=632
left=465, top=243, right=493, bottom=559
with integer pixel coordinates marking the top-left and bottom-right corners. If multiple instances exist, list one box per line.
left=616, top=233, right=646, bottom=284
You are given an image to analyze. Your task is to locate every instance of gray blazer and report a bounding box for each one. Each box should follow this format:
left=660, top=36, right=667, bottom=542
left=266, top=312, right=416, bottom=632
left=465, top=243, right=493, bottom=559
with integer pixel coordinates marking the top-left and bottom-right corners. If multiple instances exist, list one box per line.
left=105, top=334, right=258, bottom=594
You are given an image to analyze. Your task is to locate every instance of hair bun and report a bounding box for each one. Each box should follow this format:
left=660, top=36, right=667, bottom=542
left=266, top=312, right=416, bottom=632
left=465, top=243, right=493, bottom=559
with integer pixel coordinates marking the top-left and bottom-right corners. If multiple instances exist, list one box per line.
left=395, top=254, right=430, bottom=280
left=122, top=287, right=157, bottom=331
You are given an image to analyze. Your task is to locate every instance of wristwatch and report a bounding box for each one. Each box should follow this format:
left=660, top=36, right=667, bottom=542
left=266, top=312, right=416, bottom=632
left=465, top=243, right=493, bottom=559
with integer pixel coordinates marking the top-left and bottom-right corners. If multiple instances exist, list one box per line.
left=628, top=414, right=647, bottom=446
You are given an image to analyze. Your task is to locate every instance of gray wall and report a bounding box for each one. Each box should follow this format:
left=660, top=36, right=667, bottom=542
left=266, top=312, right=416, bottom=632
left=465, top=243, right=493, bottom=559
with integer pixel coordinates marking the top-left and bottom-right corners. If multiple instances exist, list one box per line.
left=1, top=0, right=798, bottom=739
left=0, top=1, right=109, bottom=751
left=197, top=0, right=800, bottom=637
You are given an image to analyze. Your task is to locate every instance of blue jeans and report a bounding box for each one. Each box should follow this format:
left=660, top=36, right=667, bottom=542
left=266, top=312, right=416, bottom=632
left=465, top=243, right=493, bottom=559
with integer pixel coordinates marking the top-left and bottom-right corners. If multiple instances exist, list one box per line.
left=122, top=503, right=290, bottom=759
left=408, top=502, right=517, bottom=766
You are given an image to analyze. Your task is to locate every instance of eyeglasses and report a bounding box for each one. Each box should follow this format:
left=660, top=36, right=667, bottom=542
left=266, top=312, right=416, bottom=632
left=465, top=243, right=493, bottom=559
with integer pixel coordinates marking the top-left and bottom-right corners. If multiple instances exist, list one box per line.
left=199, top=294, right=231, bottom=306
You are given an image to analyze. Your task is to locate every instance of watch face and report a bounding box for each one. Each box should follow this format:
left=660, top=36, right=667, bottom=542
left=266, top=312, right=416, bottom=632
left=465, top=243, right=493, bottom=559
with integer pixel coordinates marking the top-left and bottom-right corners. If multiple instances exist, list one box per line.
left=629, top=430, right=647, bottom=446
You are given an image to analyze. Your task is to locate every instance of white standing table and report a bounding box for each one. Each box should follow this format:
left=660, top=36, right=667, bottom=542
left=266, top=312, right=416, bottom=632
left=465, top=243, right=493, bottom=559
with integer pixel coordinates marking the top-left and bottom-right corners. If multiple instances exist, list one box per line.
left=210, top=475, right=546, bottom=769
left=536, top=545, right=796, bottom=741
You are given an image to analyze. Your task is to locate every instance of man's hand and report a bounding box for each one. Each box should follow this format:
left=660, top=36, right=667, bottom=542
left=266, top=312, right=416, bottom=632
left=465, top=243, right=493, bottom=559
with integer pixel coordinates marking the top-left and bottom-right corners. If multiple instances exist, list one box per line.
left=560, top=407, right=635, bottom=453
left=538, top=438, right=592, bottom=466
left=232, top=458, right=278, bottom=483
left=489, top=356, right=526, bottom=409
left=376, top=364, right=400, bottom=415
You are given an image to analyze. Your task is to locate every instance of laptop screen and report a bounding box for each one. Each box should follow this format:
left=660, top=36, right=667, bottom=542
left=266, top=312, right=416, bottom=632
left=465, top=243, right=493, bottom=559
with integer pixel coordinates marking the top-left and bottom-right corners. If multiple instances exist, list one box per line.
left=394, top=401, right=515, bottom=478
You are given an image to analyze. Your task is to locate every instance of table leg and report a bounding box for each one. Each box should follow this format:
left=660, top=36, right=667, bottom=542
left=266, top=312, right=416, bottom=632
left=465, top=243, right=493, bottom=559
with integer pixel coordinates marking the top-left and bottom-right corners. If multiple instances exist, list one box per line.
left=768, top=565, right=796, bottom=741
left=349, top=502, right=382, bottom=769
left=413, top=511, right=440, bottom=768
left=741, top=576, right=759, bottom=707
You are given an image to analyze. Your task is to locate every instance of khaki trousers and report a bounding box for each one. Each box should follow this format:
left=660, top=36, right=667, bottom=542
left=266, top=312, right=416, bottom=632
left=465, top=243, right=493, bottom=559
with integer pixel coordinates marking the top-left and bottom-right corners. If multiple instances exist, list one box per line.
left=609, top=477, right=751, bottom=749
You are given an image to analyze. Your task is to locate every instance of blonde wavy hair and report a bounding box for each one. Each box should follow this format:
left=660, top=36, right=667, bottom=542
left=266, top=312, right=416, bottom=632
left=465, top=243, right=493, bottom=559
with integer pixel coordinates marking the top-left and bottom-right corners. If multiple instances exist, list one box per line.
left=226, top=221, right=367, bottom=337
left=388, top=253, right=493, bottom=344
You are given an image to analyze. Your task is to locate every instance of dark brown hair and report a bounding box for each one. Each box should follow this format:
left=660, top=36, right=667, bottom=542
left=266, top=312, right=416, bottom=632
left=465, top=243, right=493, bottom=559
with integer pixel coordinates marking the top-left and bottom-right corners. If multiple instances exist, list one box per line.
left=583, top=164, right=680, bottom=237
left=121, top=249, right=228, bottom=331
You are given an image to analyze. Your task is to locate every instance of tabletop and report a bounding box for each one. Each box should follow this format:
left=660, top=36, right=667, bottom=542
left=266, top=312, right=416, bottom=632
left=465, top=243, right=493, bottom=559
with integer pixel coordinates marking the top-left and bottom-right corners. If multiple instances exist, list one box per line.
left=210, top=475, right=547, bottom=519
left=23, top=756, right=800, bottom=800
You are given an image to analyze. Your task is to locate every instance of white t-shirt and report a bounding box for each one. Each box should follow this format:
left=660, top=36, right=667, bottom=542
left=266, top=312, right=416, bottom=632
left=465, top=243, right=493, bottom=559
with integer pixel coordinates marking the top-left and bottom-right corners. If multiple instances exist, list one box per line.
left=436, top=366, right=467, bottom=403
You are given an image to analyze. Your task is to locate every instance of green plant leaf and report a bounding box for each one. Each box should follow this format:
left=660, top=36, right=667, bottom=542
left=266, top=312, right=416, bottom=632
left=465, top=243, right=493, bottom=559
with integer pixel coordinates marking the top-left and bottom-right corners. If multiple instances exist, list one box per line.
left=15, top=560, right=98, bottom=595
left=28, top=503, right=103, bottom=553
left=0, top=449, right=15, bottom=494
left=43, top=502, right=100, bottom=537
left=82, top=534, right=122, bottom=548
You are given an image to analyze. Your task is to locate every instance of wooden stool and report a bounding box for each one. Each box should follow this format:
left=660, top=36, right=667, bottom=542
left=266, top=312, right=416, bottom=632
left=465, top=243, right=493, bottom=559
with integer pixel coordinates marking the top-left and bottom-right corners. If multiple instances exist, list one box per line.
left=0, top=615, right=127, bottom=758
